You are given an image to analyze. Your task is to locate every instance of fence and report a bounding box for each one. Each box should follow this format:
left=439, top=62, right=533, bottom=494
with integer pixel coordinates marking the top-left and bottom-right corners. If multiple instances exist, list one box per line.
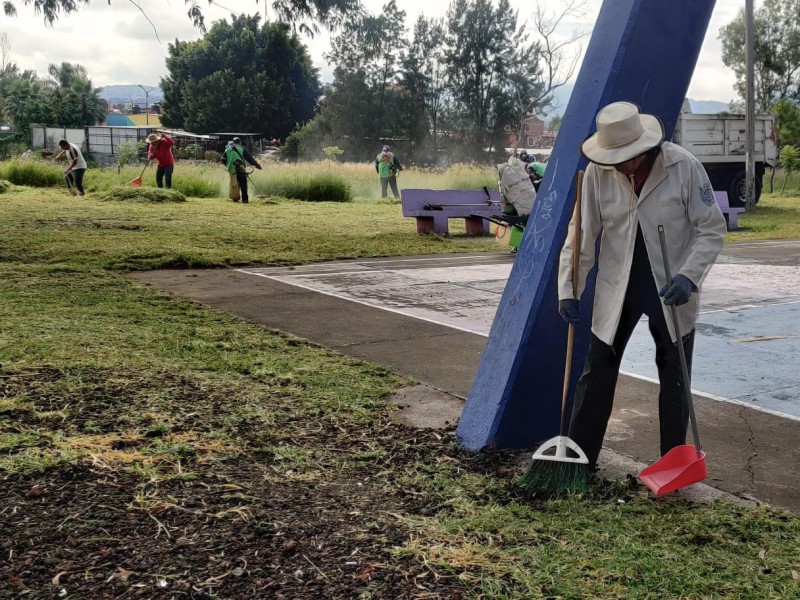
left=28, top=125, right=242, bottom=164
left=30, top=125, right=86, bottom=153
left=29, top=124, right=158, bottom=165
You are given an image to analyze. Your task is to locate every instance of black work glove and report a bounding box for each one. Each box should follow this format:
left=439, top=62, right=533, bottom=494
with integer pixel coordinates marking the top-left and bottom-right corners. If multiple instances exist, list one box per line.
left=558, top=299, right=580, bottom=324
left=659, top=274, right=694, bottom=306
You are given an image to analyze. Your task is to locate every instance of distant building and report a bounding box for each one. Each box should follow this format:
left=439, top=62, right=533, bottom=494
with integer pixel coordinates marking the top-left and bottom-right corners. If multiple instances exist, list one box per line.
left=506, top=116, right=556, bottom=149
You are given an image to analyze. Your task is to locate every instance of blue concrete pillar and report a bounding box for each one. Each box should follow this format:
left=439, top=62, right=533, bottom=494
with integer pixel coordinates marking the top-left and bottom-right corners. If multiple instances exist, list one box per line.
left=457, top=0, right=717, bottom=450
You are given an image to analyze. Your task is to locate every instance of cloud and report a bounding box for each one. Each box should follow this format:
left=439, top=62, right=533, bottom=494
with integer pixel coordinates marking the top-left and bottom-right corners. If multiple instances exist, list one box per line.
left=2, top=0, right=743, bottom=102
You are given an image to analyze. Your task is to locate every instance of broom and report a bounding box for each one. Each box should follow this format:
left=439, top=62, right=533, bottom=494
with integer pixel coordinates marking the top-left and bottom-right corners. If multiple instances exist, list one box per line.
left=518, top=170, right=589, bottom=494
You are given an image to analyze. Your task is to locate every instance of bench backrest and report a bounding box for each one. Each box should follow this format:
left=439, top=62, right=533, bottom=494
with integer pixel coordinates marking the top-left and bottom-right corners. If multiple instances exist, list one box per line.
left=714, top=191, right=731, bottom=210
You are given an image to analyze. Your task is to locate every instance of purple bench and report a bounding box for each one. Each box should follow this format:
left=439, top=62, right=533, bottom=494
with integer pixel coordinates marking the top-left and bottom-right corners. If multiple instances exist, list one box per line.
left=400, top=189, right=503, bottom=235
left=714, top=191, right=745, bottom=231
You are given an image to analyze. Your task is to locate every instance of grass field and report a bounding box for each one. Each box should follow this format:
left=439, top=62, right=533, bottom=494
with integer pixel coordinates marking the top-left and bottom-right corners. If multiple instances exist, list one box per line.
left=0, top=161, right=799, bottom=599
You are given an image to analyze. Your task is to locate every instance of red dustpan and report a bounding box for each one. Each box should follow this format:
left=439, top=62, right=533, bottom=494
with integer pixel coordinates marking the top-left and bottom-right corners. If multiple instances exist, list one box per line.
left=639, top=226, right=708, bottom=495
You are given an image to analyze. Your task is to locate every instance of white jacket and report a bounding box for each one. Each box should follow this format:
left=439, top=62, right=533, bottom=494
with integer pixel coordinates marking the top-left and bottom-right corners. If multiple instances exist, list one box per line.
left=558, top=142, right=727, bottom=344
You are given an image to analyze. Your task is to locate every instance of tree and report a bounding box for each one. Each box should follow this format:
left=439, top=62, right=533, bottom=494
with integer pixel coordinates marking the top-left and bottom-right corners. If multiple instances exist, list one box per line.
left=325, top=0, right=407, bottom=132
left=774, top=97, right=800, bottom=148
left=444, top=0, right=523, bottom=158
left=397, top=16, right=450, bottom=159
left=778, top=144, right=800, bottom=193
left=720, top=0, right=800, bottom=111
left=507, top=0, right=588, bottom=153
left=6, top=78, right=57, bottom=133
left=45, top=62, right=106, bottom=127
left=160, top=15, right=321, bottom=138
left=3, top=0, right=362, bottom=32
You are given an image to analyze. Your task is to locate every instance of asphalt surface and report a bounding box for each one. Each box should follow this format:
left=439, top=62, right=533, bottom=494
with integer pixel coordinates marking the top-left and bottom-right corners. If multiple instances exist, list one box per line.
left=130, top=240, right=800, bottom=514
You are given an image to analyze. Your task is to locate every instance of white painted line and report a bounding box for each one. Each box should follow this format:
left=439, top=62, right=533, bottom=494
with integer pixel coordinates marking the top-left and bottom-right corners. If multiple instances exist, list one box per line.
left=236, top=268, right=490, bottom=336
left=699, top=298, right=800, bottom=315
left=619, top=370, right=800, bottom=423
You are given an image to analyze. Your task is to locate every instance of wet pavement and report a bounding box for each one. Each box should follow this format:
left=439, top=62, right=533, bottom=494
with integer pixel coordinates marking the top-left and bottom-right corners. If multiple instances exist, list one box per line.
left=131, top=239, right=800, bottom=513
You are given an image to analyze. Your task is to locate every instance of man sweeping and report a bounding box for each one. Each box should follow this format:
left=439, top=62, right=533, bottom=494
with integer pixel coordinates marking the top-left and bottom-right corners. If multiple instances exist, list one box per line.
left=558, top=101, right=727, bottom=474
left=222, top=137, right=261, bottom=203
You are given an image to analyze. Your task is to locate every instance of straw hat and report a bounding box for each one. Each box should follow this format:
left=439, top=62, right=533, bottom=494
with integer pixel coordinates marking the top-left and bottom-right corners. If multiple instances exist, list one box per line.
left=580, top=102, right=664, bottom=165
left=145, top=132, right=162, bottom=144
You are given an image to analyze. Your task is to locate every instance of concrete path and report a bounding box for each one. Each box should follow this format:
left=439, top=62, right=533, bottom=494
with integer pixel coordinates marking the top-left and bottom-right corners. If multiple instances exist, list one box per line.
left=131, top=240, right=800, bottom=514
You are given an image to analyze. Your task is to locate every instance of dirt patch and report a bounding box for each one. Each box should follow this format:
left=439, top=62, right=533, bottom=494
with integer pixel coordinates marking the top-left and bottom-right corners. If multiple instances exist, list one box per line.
left=0, top=366, right=500, bottom=598
left=388, top=385, right=464, bottom=429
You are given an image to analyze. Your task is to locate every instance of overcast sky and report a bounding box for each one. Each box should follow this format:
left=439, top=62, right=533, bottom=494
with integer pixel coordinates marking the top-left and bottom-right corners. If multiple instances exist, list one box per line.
left=2, top=0, right=745, bottom=103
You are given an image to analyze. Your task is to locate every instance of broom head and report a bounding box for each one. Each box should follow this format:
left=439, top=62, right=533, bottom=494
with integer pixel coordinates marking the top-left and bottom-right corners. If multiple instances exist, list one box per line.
left=518, top=435, right=589, bottom=495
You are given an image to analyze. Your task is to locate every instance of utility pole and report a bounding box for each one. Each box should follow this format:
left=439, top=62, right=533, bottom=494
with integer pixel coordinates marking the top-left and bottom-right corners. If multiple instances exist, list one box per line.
left=745, top=0, right=756, bottom=212
left=137, top=85, right=155, bottom=126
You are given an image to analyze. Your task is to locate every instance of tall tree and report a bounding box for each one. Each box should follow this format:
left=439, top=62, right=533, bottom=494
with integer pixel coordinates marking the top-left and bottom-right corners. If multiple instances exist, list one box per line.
left=398, top=16, right=449, bottom=158
left=319, top=0, right=407, bottom=155
left=6, top=78, right=57, bottom=133
left=46, top=62, right=106, bottom=127
left=507, top=0, right=588, bottom=152
left=444, top=0, right=523, bottom=157
left=325, top=0, right=406, bottom=134
left=719, top=0, right=800, bottom=111
left=160, top=15, right=321, bottom=138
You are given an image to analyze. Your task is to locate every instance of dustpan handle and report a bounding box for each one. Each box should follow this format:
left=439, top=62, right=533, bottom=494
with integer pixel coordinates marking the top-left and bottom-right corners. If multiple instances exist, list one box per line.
left=657, top=225, right=702, bottom=452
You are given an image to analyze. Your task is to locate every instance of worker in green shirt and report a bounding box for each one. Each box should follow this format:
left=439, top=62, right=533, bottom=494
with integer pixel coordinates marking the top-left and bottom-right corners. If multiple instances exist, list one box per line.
left=375, top=145, right=402, bottom=198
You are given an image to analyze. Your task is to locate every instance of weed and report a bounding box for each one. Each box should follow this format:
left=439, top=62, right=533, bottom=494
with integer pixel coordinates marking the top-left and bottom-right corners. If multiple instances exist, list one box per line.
left=0, top=159, right=64, bottom=187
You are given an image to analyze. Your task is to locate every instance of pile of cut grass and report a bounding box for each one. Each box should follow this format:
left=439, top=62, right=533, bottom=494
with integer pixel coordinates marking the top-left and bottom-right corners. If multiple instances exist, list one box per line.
left=0, top=179, right=11, bottom=193
left=94, top=186, right=187, bottom=203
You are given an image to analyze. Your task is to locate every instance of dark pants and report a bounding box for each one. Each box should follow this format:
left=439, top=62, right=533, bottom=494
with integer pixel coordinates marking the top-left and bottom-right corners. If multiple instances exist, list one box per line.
left=380, top=175, right=399, bottom=198
left=568, top=231, right=694, bottom=469
left=156, top=165, right=174, bottom=189
left=236, top=170, right=249, bottom=203
left=67, top=169, right=86, bottom=195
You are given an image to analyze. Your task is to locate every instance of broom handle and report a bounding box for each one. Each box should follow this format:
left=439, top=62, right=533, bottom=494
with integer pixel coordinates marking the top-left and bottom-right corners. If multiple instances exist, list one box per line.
left=657, top=225, right=702, bottom=452
left=560, top=170, right=583, bottom=436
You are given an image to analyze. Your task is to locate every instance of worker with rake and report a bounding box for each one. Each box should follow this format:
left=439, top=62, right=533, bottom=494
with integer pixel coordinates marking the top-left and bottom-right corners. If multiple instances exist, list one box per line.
left=223, top=137, right=262, bottom=203
left=145, top=132, right=175, bottom=189
left=558, top=101, right=727, bottom=474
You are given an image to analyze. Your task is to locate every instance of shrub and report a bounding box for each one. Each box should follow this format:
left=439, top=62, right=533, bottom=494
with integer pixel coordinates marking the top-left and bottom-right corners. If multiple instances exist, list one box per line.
left=116, top=141, right=140, bottom=170
left=0, top=160, right=64, bottom=187
left=322, top=146, right=345, bottom=161
left=172, top=176, right=221, bottom=198
left=257, top=173, right=352, bottom=202
left=204, top=150, right=221, bottom=162
left=94, top=187, right=187, bottom=203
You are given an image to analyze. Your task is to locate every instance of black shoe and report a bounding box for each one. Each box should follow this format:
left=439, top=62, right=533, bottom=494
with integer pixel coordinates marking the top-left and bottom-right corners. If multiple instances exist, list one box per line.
left=242, top=199, right=249, bottom=204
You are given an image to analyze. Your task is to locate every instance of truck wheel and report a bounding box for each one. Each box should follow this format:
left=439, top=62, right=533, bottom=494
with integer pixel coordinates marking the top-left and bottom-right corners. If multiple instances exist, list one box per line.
left=728, top=171, right=762, bottom=208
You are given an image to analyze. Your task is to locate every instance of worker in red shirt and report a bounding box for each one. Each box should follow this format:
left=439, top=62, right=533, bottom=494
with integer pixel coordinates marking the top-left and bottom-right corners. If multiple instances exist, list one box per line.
left=145, top=132, right=176, bottom=188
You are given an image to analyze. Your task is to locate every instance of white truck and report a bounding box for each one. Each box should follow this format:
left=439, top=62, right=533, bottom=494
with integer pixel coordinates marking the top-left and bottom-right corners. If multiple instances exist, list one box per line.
left=673, top=102, right=777, bottom=208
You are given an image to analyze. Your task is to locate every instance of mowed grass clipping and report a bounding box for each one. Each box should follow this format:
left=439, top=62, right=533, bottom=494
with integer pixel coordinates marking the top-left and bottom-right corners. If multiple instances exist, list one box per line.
left=1, top=265, right=799, bottom=599
left=0, top=160, right=799, bottom=598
